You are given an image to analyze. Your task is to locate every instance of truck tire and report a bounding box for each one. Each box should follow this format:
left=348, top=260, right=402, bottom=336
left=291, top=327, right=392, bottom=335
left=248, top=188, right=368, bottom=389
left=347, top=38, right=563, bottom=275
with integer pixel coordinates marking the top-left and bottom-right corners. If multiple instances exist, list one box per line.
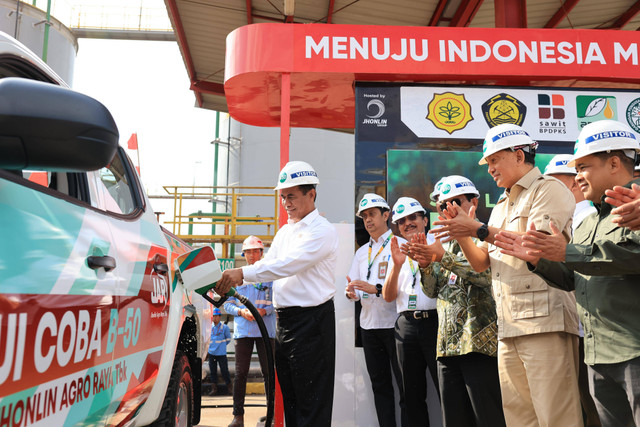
left=152, top=351, right=193, bottom=427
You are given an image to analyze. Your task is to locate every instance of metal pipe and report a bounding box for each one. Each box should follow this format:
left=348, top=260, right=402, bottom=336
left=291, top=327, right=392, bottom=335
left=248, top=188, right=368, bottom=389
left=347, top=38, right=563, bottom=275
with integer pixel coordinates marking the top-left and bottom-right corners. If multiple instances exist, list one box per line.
left=14, top=0, right=20, bottom=39
left=42, top=0, right=52, bottom=62
left=212, top=111, right=221, bottom=243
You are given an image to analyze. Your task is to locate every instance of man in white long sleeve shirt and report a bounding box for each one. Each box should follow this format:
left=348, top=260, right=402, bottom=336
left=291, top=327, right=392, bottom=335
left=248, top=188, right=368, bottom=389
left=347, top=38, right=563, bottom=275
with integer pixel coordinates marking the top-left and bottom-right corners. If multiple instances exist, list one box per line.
left=346, top=194, right=406, bottom=427
left=217, top=161, right=339, bottom=427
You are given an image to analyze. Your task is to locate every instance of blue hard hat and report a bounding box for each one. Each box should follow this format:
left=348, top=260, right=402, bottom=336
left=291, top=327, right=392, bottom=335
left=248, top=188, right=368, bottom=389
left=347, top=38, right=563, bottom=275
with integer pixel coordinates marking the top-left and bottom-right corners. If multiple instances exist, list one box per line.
left=212, top=308, right=222, bottom=316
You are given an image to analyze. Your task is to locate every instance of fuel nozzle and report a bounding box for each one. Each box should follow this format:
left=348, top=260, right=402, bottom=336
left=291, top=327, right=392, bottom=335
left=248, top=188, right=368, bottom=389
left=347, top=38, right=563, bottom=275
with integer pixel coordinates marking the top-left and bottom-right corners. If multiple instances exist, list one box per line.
left=174, top=246, right=230, bottom=306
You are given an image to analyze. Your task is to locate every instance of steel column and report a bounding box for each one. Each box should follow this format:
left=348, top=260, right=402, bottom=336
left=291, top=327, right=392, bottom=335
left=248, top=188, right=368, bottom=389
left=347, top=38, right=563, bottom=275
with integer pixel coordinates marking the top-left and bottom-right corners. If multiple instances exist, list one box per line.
left=495, top=0, right=527, bottom=28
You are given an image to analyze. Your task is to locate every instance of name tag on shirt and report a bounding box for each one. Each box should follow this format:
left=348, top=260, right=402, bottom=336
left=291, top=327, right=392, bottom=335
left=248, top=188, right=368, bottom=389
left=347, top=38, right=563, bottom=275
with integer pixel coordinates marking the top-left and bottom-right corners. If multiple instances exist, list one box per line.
left=378, top=262, right=388, bottom=279
left=408, top=294, right=417, bottom=310
left=362, top=293, right=369, bottom=299
left=448, top=273, right=458, bottom=285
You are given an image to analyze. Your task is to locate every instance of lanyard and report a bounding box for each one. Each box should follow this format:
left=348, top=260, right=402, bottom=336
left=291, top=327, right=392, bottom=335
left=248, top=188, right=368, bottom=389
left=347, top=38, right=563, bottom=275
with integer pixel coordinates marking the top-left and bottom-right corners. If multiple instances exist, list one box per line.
left=408, top=258, right=418, bottom=289
left=366, top=233, right=393, bottom=280
left=252, top=283, right=265, bottom=291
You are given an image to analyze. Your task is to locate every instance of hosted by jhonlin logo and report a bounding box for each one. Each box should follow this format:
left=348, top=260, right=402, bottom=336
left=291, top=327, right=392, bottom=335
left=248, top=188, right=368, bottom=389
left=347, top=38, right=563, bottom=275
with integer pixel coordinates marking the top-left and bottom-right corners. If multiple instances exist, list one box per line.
left=362, top=94, right=388, bottom=127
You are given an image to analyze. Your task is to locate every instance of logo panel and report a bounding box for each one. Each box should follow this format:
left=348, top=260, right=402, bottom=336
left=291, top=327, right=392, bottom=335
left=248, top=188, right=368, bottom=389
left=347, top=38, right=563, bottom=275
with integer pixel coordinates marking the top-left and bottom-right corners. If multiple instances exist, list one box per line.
left=481, top=93, right=527, bottom=127
left=538, top=94, right=566, bottom=136
left=362, top=94, right=388, bottom=127
left=426, top=92, right=473, bottom=134
left=576, top=95, right=617, bottom=129
left=626, top=98, right=640, bottom=133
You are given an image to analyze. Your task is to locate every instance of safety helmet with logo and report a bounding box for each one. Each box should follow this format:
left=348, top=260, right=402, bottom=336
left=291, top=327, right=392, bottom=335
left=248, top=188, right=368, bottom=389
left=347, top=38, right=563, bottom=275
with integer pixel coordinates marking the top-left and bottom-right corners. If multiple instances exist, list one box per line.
left=544, top=154, right=576, bottom=175
left=391, top=197, right=426, bottom=224
left=242, top=235, right=264, bottom=252
left=357, top=193, right=390, bottom=217
left=569, top=120, right=640, bottom=167
left=275, top=160, right=320, bottom=190
left=212, top=308, right=222, bottom=316
left=438, top=175, right=480, bottom=200
left=430, top=177, right=447, bottom=202
left=479, top=123, right=537, bottom=165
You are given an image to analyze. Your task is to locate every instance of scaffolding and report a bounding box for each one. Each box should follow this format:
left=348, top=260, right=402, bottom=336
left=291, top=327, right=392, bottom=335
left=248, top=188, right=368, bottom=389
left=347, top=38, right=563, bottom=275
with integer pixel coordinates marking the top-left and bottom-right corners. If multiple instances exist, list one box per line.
left=161, top=185, right=279, bottom=258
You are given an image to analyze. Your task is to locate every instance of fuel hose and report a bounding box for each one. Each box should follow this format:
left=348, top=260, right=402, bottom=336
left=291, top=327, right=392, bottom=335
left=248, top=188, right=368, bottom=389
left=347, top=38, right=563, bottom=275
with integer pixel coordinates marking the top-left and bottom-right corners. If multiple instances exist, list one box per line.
left=201, top=290, right=275, bottom=427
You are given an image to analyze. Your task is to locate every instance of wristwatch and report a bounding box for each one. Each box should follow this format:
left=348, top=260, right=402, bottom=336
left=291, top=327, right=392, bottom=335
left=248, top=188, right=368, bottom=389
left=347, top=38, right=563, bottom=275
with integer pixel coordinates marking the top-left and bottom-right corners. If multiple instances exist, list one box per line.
left=375, top=284, right=383, bottom=297
left=476, top=223, right=489, bottom=241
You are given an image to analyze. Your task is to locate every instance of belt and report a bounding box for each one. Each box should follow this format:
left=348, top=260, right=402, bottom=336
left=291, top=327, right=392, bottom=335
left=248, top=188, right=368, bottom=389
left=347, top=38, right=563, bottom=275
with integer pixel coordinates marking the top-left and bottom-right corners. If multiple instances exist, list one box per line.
left=275, top=298, right=334, bottom=319
left=400, top=309, right=437, bottom=320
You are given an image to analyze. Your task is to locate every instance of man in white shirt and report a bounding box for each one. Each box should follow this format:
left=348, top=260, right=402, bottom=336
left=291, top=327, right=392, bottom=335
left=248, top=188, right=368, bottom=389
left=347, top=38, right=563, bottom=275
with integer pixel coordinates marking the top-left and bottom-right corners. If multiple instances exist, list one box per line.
left=346, top=193, right=405, bottom=427
left=382, top=197, right=439, bottom=427
left=217, top=161, right=339, bottom=427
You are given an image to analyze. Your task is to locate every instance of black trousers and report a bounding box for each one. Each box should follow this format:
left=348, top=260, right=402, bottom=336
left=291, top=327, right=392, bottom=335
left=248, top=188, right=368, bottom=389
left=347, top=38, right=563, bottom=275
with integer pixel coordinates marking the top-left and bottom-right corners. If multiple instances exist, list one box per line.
left=232, top=337, right=275, bottom=416
left=361, top=327, right=407, bottom=427
left=578, top=337, right=602, bottom=427
left=208, top=354, right=231, bottom=385
left=395, top=313, right=439, bottom=427
left=437, top=353, right=506, bottom=427
left=589, top=355, right=640, bottom=427
left=275, top=299, right=335, bottom=427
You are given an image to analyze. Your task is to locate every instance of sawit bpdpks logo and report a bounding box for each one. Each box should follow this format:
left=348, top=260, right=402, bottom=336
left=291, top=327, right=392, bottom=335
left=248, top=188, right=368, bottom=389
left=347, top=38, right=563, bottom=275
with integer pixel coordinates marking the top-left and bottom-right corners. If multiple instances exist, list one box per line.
left=426, top=92, right=473, bottom=134
left=482, top=93, right=527, bottom=127
left=538, top=94, right=567, bottom=135
left=362, top=94, right=387, bottom=127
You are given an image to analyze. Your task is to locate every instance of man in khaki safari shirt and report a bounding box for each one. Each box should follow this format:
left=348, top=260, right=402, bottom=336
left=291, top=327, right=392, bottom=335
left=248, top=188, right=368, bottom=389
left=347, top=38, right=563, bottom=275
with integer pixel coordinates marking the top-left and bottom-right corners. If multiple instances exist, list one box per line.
left=432, top=124, right=582, bottom=427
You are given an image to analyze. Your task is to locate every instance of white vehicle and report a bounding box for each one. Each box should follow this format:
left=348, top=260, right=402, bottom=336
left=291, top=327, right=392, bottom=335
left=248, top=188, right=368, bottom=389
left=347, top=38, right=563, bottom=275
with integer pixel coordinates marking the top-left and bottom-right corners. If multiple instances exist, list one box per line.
left=0, top=32, right=212, bottom=426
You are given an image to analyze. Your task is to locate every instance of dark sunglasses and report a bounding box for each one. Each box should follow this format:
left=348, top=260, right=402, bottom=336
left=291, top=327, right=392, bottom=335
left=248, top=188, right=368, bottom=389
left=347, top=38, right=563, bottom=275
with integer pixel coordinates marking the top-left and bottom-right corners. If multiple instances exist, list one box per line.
left=397, top=213, right=420, bottom=226
left=439, top=198, right=461, bottom=212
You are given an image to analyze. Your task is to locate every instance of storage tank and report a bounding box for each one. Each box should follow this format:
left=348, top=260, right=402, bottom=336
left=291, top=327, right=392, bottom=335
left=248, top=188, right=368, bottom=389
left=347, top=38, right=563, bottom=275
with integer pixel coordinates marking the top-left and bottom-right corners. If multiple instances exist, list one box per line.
left=0, top=0, right=76, bottom=84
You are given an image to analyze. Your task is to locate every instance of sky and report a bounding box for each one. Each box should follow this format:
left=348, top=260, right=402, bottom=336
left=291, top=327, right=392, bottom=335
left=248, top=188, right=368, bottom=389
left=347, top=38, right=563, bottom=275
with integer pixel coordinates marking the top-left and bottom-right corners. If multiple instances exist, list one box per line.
left=31, top=0, right=221, bottom=226
left=72, top=38, right=218, bottom=195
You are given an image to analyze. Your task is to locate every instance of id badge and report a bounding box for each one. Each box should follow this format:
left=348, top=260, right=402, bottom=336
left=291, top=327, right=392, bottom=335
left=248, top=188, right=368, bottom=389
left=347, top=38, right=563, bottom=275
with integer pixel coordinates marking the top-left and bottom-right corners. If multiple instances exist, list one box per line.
left=378, top=262, right=388, bottom=279
left=448, top=273, right=458, bottom=285
left=362, top=293, right=369, bottom=299
left=408, top=294, right=417, bottom=310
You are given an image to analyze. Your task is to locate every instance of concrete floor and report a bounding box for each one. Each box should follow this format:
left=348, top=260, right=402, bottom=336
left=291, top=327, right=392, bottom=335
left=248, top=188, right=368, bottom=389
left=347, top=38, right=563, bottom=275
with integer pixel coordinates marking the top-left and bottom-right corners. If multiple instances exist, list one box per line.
left=197, top=394, right=268, bottom=427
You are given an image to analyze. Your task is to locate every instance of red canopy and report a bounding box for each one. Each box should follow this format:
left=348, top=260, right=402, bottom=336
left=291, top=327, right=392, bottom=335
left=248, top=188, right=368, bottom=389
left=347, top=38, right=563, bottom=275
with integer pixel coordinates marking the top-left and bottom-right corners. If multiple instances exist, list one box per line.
left=224, top=23, right=640, bottom=128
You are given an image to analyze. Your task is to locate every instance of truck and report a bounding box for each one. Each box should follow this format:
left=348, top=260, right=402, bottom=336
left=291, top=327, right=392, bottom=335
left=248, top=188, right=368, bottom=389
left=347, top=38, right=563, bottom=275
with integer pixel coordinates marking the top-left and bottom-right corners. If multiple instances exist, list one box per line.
left=0, top=31, right=211, bottom=426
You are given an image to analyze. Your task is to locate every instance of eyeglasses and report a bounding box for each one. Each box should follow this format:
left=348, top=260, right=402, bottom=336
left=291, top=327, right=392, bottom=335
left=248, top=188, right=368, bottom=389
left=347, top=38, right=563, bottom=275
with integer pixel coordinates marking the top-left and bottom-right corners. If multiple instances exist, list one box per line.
left=439, top=198, right=461, bottom=212
left=397, top=213, right=419, bottom=226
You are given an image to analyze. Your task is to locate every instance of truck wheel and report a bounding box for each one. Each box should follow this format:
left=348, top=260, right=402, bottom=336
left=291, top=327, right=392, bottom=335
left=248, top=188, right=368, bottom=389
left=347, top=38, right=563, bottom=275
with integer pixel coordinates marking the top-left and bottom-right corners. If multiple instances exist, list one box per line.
left=152, top=351, right=193, bottom=427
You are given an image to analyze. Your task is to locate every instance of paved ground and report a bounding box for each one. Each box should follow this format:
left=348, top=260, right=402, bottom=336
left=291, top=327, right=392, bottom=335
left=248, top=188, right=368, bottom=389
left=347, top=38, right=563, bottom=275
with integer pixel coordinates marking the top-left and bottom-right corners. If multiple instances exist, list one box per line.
left=197, top=394, right=268, bottom=427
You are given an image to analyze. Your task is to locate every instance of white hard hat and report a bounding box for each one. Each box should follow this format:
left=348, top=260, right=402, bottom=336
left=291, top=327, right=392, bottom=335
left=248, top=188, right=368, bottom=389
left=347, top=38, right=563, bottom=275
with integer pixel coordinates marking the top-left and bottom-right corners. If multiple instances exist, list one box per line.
left=569, top=120, right=640, bottom=167
left=438, top=175, right=480, bottom=201
left=391, top=197, right=426, bottom=224
left=242, top=235, right=264, bottom=251
left=544, top=154, right=576, bottom=175
left=357, top=193, right=390, bottom=217
left=430, top=177, right=447, bottom=202
left=480, top=124, right=536, bottom=165
left=275, top=160, right=320, bottom=190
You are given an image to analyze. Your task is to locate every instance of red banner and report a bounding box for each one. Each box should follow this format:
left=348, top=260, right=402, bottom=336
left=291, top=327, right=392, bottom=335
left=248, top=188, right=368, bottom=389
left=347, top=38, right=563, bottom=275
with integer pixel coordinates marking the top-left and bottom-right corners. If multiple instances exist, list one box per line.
left=224, top=23, right=640, bottom=128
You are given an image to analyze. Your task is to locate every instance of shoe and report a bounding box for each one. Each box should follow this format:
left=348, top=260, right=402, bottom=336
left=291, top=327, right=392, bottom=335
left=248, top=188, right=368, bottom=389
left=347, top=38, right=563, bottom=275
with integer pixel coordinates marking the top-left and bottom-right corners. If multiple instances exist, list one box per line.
left=228, top=415, right=244, bottom=427
left=209, top=383, right=217, bottom=396
left=226, top=382, right=234, bottom=395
